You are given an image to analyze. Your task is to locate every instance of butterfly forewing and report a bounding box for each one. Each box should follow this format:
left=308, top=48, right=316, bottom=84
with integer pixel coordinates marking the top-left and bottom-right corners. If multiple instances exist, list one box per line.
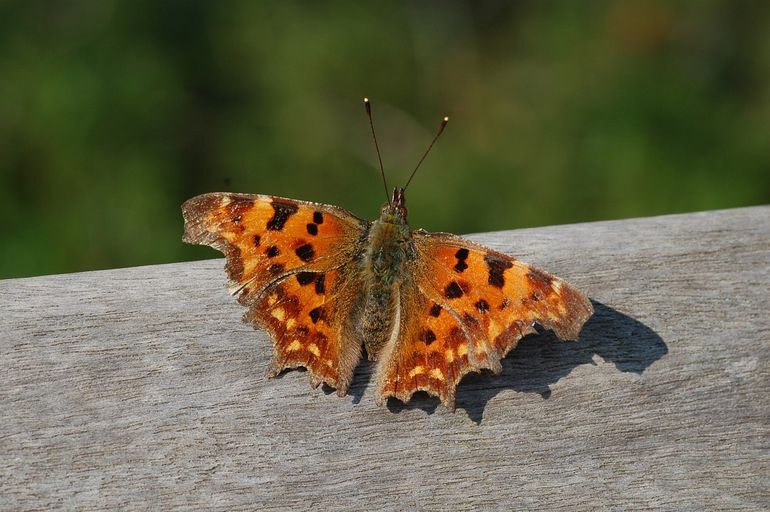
left=415, top=232, right=593, bottom=340
left=183, top=193, right=367, bottom=292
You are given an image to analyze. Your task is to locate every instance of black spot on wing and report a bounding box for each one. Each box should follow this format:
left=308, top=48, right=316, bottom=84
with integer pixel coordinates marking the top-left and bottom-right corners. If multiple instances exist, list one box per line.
left=484, top=254, right=513, bottom=288
left=454, top=247, right=469, bottom=272
left=429, top=303, right=442, bottom=317
left=253, top=234, right=261, bottom=247
left=314, top=274, right=325, bottom=294
left=306, top=223, right=318, bottom=236
left=296, top=272, right=316, bottom=286
left=420, top=329, right=437, bottom=345
left=268, top=263, right=284, bottom=275
left=475, top=299, right=490, bottom=313
left=266, top=200, right=299, bottom=231
left=295, top=243, right=315, bottom=262
left=313, top=211, right=324, bottom=224
left=266, top=245, right=280, bottom=258
left=444, top=281, right=464, bottom=299
left=309, top=306, right=325, bottom=323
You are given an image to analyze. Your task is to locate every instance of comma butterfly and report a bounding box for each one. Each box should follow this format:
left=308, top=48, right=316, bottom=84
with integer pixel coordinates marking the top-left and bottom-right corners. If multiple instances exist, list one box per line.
left=182, top=99, right=593, bottom=410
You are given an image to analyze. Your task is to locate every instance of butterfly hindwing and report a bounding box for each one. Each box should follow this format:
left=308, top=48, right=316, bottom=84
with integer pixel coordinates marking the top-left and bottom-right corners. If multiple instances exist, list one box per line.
left=182, top=192, right=369, bottom=392
left=247, top=267, right=365, bottom=394
left=375, top=231, right=593, bottom=410
left=374, top=281, right=486, bottom=409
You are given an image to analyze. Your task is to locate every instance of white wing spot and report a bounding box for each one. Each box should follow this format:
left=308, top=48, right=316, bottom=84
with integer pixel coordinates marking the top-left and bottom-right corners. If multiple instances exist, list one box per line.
left=430, top=368, right=445, bottom=381
left=489, top=320, right=502, bottom=340
left=408, top=366, right=425, bottom=377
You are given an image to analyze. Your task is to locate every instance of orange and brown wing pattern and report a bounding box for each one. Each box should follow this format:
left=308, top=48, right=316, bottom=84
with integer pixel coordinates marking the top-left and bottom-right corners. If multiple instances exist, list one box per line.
left=374, top=282, right=491, bottom=409
left=182, top=192, right=367, bottom=295
left=415, top=232, right=593, bottom=346
left=375, top=232, right=593, bottom=409
left=245, top=267, right=365, bottom=394
left=182, top=192, right=369, bottom=392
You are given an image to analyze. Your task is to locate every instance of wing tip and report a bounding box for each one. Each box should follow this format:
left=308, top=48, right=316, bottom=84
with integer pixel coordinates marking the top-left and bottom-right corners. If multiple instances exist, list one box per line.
left=552, top=285, right=594, bottom=341
left=181, top=193, right=227, bottom=245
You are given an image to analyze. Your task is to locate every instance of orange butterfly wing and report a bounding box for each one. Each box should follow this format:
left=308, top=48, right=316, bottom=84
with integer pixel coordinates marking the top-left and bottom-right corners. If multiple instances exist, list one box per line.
left=182, top=193, right=369, bottom=393
left=375, top=231, right=593, bottom=410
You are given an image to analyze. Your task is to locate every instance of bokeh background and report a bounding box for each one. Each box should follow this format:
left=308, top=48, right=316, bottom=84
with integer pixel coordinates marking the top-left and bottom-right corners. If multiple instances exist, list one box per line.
left=1, top=1, right=768, bottom=279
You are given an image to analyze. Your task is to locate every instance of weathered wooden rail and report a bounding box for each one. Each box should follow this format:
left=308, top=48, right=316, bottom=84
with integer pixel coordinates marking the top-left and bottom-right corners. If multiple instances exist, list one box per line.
left=2, top=206, right=768, bottom=511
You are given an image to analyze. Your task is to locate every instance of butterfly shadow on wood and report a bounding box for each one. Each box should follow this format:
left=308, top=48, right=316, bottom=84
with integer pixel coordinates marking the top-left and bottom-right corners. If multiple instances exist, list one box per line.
left=384, top=300, right=668, bottom=424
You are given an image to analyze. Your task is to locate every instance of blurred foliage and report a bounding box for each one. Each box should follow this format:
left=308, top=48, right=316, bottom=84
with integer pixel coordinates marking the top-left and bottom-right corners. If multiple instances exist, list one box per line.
left=1, top=0, right=768, bottom=278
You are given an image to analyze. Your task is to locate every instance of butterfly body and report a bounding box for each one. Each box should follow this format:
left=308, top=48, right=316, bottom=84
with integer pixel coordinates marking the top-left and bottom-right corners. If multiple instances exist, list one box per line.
left=183, top=186, right=593, bottom=410
left=360, top=188, right=413, bottom=358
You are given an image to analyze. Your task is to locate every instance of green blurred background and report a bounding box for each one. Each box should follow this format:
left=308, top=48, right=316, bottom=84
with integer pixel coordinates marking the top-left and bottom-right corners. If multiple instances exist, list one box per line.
left=1, top=1, right=768, bottom=279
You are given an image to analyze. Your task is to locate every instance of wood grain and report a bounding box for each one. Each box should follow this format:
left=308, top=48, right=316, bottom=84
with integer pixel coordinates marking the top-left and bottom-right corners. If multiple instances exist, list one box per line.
left=1, top=206, right=768, bottom=511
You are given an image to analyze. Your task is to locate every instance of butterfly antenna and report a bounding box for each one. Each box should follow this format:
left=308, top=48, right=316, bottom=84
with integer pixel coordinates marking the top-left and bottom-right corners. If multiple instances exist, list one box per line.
left=403, top=115, right=449, bottom=191
left=364, top=98, right=390, bottom=205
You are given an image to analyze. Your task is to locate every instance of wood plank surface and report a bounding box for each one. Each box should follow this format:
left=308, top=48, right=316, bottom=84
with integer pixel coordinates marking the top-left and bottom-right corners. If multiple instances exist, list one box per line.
left=2, top=206, right=768, bottom=511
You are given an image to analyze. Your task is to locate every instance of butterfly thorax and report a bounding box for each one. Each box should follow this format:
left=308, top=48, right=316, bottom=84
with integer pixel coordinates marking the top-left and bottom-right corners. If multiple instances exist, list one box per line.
left=366, top=216, right=410, bottom=282
left=360, top=188, right=415, bottom=359
left=365, top=187, right=413, bottom=283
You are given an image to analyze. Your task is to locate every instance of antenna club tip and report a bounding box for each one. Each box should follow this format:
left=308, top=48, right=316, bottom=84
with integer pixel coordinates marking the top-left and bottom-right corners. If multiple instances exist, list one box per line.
left=363, top=97, right=369, bottom=103
left=443, top=116, right=449, bottom=123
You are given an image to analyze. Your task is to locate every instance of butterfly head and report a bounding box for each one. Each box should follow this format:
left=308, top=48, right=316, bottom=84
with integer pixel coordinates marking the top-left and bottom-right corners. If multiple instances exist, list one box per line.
left=379, top=187, right=408, bottom=225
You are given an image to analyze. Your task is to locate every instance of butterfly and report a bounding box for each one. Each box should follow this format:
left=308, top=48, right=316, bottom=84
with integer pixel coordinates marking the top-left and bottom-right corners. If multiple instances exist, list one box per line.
left=182, top=98, right=593, bottom=410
